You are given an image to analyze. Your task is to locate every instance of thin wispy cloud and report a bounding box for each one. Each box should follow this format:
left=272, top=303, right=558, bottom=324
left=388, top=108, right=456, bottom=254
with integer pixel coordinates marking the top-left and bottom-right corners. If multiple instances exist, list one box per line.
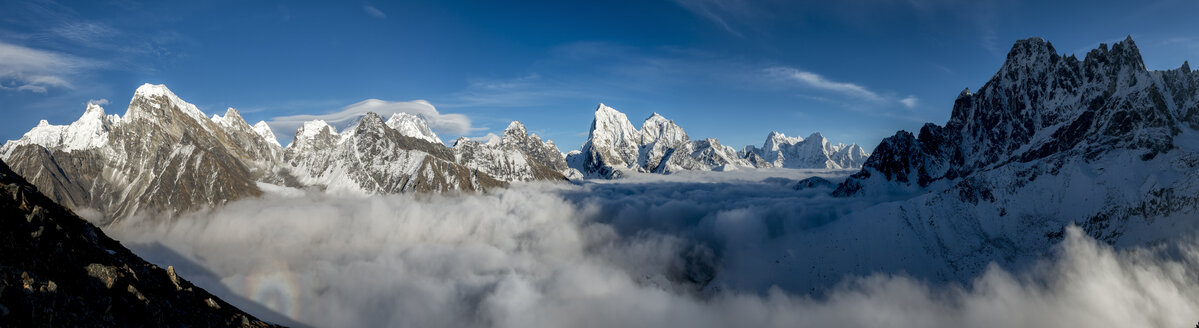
left=363, top=5, right=386, bottom=19
left=900, top=96, right=919, bottom=108
left=269, top=99, right=476, bottom=140
left=765, top=66, right=884, bottom=102
left=671, top=0, right=751, bottom=37
left=0, top=41, right=91, bottom=93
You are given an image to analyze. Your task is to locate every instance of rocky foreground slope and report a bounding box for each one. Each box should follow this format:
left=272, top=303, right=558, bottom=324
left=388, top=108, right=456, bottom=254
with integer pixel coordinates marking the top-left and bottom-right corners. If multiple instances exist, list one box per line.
left=0, top=158, right=278, bottom=327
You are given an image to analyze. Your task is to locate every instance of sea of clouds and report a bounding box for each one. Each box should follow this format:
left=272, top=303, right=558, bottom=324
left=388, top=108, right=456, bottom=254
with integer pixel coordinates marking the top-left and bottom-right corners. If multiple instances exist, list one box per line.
left=107, top=169, right=1199, bottom=327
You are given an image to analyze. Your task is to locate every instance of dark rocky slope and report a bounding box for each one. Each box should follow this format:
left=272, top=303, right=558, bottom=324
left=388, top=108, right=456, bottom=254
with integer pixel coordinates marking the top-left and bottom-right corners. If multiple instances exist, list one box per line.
left=0, top=158, right=280, bottom=327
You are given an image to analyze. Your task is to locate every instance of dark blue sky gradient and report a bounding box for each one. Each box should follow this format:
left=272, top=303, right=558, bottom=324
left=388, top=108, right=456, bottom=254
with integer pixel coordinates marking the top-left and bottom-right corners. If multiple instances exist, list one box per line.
left=1, top=0, right=1197, bottom=150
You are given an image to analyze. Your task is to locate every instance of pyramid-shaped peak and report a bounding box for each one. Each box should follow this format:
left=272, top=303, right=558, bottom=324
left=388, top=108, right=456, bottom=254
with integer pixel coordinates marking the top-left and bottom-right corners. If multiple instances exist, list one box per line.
left=505, top=121, right=526, bottom=133
left=358, top=112, right=386, bottom=126
left=596, top=103, right=622, bottom=113
left=224, top=107, right=242, bottom=119
left=83, top=102, right=106, bottom=116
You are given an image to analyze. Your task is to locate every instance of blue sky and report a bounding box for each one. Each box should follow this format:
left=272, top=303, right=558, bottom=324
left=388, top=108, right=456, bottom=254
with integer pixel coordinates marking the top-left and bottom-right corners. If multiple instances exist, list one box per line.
left=2, top=0, right=1197, bottom=151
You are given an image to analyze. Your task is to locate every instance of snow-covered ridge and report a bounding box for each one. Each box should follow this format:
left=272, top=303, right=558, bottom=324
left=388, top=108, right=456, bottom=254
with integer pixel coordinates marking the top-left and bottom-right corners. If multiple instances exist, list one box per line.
left=569, top=103, right=869, bottom=178
left=252, top=121, right=282, bottom=148
left=1, top=103, right=118, bottom=157
left=129, top=83, right=210, bottom=125
left=386, top=112, right=443, bottom=144
left=744, top=131, right=868, bottom=169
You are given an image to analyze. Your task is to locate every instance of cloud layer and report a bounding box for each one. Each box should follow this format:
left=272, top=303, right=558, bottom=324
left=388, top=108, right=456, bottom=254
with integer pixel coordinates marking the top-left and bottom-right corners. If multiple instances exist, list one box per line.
left=107, top=171, right=1199, bottom=328
left=269, top=99, right=475, bottom=142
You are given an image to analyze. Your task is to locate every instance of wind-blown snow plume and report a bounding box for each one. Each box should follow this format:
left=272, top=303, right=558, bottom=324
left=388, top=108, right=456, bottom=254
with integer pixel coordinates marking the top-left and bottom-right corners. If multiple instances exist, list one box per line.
left=107, top=171, right=1199, bottom=328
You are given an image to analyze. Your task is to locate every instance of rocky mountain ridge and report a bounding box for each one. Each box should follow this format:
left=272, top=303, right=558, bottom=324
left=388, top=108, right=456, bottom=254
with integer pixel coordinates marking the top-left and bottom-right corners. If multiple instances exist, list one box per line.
left=0, top=84, right=566, bottom=223
left=2, top=85, right=868, bottom=222
left=566, top=103, right=868, bottom=178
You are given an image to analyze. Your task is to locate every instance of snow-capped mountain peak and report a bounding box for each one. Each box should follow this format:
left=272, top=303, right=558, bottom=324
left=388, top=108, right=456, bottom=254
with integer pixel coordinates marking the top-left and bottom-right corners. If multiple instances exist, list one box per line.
left=211, top=108, right=250, bottom=129
left=252, top=121, right=281, bottom=148
left=639, top=112, right=688, bottom=146
left=128, top=83, right=209, bottom=125
left=385, top=112, right=442, bottom=144
left=504, top=120, right=527, bottom=135
left=1, top=102, right=116, bottom=157
left=288, top=120, right=339, bottom=150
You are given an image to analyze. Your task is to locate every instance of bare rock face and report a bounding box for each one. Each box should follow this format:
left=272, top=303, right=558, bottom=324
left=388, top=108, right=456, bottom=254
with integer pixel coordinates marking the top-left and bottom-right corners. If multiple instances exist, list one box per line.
left=690, top=138, right=752, bottom=170
left=0, top=158, right=278, bottom=327
left=451, top=121, right=572, bottom=182
left=1, top=84, right=273, bottom=224
left=285, top=112, right=505, bottom=194
left=837, top=36, right=1193, bottom=197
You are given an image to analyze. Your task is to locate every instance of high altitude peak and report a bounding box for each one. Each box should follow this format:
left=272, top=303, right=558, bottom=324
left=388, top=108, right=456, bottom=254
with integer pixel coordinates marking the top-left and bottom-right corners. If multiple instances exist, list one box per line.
left=299, top=120, right=336, bottom=134
left=1183, top=61, right=1191, bottom=73
left=505, top=121, right=527, bottom=133
left=84, top=102, right=106, bottom=115
left=959, top=87, right=972, bottom=97
left=387, top=112, right=420, bottom=121
left=358, top=112, right=386, bottom=126
left=133, top=83, right=176, bottom=99
left=596, top=103, right=619, bottom=113
left=1003, top=37, right=1058, bottom=67
left=385, top=112, right=442, bottom=144
left=1083, top=36, right=1146, bottom=71
left=214, top=107, right=248, bottom=126
left=645, top=112, right=669, bottom=122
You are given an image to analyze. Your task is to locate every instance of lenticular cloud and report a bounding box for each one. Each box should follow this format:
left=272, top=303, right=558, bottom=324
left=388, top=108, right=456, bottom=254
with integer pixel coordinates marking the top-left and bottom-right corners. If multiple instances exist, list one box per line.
left=107, top=175, right=1199, bottom=328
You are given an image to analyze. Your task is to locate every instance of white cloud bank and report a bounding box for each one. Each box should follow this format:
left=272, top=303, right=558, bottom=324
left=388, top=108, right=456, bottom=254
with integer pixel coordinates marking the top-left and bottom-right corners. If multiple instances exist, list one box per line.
left=269, top=99, right=475, bottom=140
left=107, top=174, right=1199, bottom=328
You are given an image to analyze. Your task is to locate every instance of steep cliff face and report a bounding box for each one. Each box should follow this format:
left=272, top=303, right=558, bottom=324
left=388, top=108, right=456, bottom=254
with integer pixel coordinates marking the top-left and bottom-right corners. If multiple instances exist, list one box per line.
left=838, top=36, right=1192, bottom=197
left=0, top=158, right=278, bottom=327
left=814, top=37, right=1199, bottom=279
left=1, top=84, right=272, bottom=224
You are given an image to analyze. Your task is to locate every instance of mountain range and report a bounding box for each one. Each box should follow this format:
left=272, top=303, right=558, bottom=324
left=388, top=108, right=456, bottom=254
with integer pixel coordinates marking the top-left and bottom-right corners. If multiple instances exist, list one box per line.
left=0, top=86, right=865, bottom=223
left=762, top=36, right=1199, bottom=289
left=2, top=34, right=1199, bottom=325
